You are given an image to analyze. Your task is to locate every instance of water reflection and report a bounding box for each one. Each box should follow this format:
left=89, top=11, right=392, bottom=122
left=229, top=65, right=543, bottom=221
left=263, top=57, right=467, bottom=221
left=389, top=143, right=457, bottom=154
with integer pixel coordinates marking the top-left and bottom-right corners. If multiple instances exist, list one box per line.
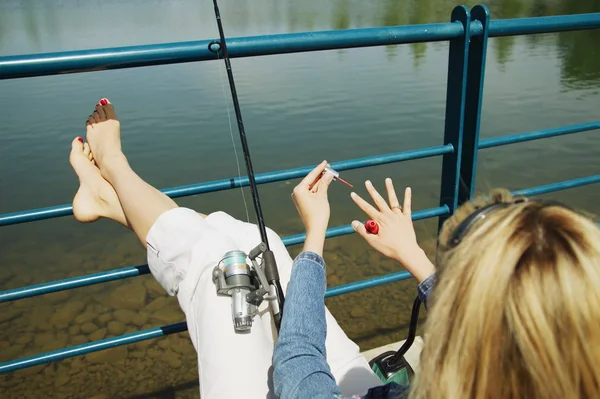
left=0, top=0, right=60, bottom=53
left=558, top=0, right=600, bottom=89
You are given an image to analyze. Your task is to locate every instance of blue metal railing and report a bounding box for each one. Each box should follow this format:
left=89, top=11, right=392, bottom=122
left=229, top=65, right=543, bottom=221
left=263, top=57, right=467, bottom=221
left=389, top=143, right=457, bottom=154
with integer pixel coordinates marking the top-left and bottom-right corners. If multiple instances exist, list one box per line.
left=1, top=4, right=599, bottom=374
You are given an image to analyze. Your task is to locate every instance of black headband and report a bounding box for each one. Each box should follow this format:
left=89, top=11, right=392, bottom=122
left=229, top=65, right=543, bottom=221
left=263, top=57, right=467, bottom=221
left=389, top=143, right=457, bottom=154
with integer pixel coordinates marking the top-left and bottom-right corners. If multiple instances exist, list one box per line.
left=447, top=198, right=571, bottom=247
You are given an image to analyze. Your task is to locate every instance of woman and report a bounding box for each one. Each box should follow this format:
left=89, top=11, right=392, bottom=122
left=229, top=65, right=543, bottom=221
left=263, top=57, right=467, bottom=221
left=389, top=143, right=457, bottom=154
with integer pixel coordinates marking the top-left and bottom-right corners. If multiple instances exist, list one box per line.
left=274, top=171, right=600, bottom=399
left=69, top=98, right=383, bottom=399
left=74, top=98, right=600, bottom=399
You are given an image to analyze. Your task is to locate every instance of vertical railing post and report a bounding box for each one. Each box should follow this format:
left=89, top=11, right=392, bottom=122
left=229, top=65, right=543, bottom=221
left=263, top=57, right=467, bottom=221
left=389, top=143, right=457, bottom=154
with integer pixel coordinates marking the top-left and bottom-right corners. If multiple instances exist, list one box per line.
left=458, top=4, right=490, bottom=205
left=437, top=5, right=471, bottom=231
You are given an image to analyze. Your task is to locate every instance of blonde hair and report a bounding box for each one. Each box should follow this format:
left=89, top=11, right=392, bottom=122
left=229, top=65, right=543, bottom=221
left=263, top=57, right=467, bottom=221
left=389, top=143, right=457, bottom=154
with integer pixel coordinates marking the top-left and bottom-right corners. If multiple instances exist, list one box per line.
left=410, top=189, right=600, bottom=399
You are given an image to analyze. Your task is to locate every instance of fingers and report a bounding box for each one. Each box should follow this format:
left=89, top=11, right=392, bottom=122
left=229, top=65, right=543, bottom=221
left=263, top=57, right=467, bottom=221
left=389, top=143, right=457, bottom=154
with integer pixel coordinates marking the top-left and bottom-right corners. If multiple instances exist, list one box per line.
left=314, top=170, right=335, bottom=195
left=365, top=180, right=391, bottom=213
left=403, top=187, right=412, bottom=217
left=351, top=220, right=371, bottom=241
left=350, top=192, right=380, bottom=220
left=299, top=160, right=328, bottom=190
left=385, top=178, right=401, bottom=210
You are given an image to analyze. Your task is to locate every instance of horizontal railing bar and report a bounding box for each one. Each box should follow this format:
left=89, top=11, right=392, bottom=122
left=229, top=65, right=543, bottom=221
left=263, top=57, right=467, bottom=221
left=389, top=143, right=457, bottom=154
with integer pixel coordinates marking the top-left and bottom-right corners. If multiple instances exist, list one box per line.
left=0, top=22, right=464, bottom=80
left=325, top=270, right=413, bottom=298
left=479, top=121, right=600, bottom=149
left=0, top=205, right=450, bottom=304
left=0, top=271, right=416, bottom=374
left=512, top=175, right=600, bottom=197
left=0, top=322, right=187, bottom=374
left=0, top=269, right=414, bottom=374
left=1, top=13, right=599, bottom=80
left=0, top=265, right=149, bottom=304
left=6, top=117, right=596, bottom=228
left=0, top=145, right=453, bottom=227
left=488, top=13, right=600, bottom=37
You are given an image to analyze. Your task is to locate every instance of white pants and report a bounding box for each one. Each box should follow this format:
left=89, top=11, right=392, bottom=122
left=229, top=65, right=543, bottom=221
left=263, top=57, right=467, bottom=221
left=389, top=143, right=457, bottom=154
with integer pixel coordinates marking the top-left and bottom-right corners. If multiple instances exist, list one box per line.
left=146, top=208, right=381, bottom=399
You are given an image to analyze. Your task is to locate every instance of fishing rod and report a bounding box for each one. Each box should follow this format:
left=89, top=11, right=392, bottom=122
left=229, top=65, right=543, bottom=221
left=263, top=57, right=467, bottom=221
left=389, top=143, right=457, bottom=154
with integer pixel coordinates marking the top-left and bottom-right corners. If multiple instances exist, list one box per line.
left=210, top=0, right=285, bottom=332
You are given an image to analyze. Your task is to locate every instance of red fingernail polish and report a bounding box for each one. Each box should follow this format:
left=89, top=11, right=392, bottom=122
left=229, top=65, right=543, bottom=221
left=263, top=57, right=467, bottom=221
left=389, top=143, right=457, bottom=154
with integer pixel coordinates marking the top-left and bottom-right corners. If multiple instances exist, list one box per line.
left=365, top=220, right=379, bottom=234
left=100, top=99, right=108, bottom=105
left=78, top=137, right=84, bottom=143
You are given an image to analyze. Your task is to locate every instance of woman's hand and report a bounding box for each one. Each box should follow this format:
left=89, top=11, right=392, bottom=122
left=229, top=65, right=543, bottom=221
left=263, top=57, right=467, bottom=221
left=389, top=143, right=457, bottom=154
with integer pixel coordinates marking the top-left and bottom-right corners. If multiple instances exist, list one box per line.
left=292, top=160, right=335, bottom=256
left=350, top=178, right=435, bottom=283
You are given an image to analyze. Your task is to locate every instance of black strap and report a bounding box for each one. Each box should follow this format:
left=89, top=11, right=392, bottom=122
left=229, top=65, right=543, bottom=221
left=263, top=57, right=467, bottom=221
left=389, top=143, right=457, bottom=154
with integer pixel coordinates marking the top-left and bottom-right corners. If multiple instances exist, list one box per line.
left=369, top=296, right=422, bottom=377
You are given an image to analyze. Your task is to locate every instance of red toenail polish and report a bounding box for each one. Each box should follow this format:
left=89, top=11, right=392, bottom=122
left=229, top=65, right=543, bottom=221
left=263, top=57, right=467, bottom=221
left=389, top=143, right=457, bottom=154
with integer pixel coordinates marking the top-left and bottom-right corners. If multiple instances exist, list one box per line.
left=78, top=137, right=84, bottom=143
left=100, top=99, right=108, bottom=105
left=96, top=103, right=100, bottom=107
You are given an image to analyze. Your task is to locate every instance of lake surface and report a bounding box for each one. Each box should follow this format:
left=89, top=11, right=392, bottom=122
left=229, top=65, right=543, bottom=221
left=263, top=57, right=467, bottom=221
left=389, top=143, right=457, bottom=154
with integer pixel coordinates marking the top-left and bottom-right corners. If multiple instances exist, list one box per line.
left=1, top=0, right=599, bottom=398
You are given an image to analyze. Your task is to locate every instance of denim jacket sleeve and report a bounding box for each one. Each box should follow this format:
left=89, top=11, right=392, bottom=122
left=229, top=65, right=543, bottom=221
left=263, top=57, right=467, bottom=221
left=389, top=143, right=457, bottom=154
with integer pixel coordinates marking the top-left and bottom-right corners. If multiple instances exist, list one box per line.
left=417, top=272, right=436, bottom=310
left=273, top=251, right=342, bottom=399
left=273, top=251, right=438, bottom=399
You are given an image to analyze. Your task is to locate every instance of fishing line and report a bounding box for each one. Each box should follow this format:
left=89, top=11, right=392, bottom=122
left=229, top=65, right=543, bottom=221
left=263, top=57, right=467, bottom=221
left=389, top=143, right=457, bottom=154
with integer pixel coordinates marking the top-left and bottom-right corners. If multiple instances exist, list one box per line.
left=216, top=47, right=251, bottom=224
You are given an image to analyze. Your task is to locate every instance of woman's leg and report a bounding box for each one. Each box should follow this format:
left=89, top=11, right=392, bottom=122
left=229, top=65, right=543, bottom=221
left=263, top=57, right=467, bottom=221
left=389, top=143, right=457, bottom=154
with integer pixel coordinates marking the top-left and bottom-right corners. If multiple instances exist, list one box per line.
left=69, top=137, right=129, bottom=227
left=82, top=99, right=186, bottom=246
left=145, top=208, right=276, bottom=398
left=71, top=100, right=275, bottom=398
left=69, top=134, right=206, bottom=231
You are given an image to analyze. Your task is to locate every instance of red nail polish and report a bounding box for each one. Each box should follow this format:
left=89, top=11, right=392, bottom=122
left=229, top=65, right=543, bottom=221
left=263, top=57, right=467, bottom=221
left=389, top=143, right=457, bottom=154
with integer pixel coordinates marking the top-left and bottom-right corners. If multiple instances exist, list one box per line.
left=100, top=99, right=108, bottom=105
left=78, top=137, right=84, bottom=143
left=365, top=220, right=379, bottom=234
left=96, top=103, right=100, bottom=107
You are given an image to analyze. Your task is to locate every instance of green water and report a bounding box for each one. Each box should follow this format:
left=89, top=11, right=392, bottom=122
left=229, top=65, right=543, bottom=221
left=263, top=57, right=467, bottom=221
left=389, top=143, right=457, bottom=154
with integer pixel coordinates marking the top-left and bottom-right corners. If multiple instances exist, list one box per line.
left=0, top=0, right=599, bottom=397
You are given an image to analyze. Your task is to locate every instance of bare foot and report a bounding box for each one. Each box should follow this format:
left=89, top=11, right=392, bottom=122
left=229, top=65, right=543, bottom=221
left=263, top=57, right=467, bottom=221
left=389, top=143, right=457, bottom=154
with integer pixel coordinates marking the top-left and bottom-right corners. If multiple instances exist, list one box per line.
left=70, top=137, right=128, bottom=226
left=85, top=98, right=127, bottom=177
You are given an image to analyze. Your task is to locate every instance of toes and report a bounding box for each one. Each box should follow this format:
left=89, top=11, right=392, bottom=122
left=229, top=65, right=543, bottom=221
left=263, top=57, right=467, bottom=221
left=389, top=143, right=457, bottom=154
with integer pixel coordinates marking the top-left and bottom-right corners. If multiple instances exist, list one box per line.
left=95, top=104, right=107, bottom=121
left=104, top=104, right=117, bottom=120
left=83, top=142, right=92, bottom=159
left=87, top=116, right=95, bottom=127
left=92, top=110, right=100, bottom=123
left=100, top=98, right=118, bottom=120
left=70, top=137, right=84, bottom=156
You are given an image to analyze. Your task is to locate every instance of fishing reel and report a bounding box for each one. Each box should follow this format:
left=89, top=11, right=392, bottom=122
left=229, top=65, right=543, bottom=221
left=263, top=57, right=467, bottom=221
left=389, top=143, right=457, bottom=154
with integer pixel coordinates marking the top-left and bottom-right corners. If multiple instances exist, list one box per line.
left=212, top=243, right=278, bottom=332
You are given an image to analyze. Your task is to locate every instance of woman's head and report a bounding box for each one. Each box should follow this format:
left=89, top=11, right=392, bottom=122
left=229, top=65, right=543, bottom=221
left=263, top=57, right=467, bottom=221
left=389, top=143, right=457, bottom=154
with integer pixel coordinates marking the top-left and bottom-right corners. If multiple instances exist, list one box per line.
left=411, top=189, right=600, bottom=399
